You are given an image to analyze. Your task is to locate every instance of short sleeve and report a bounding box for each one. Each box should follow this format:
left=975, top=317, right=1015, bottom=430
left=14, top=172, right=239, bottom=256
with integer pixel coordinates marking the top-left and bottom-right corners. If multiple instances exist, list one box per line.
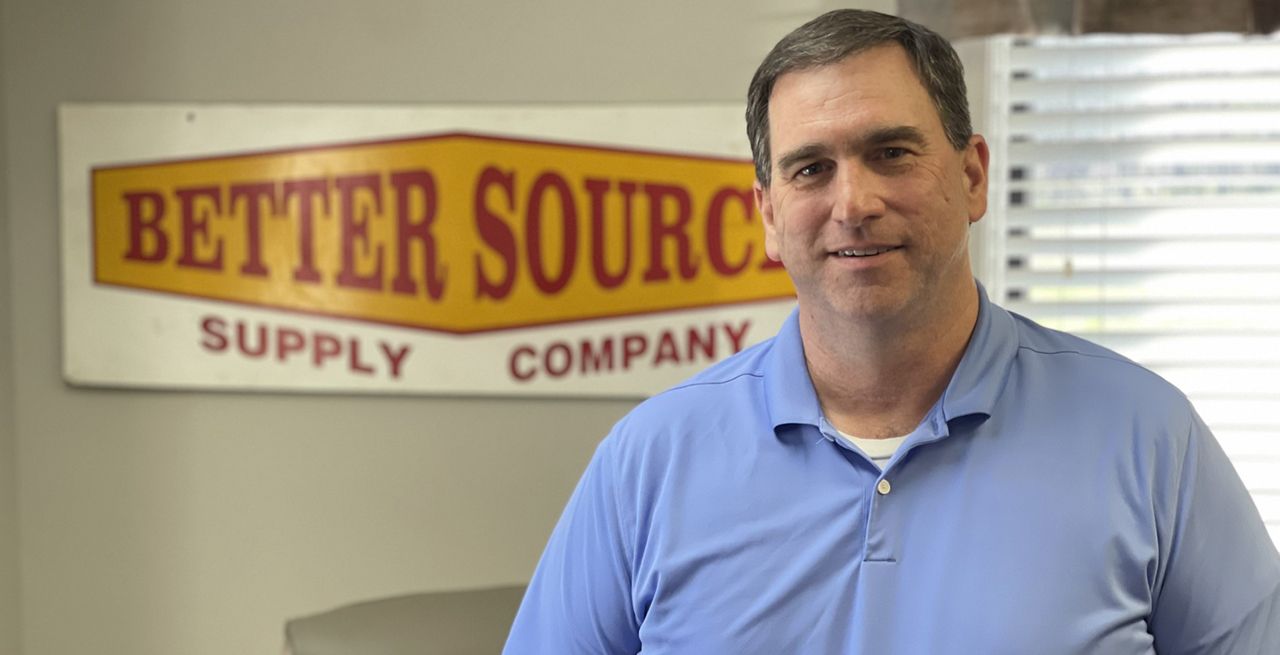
left=502, top=432, right=641, bottom=654
left=1149, top=408, right=1280, bottom=653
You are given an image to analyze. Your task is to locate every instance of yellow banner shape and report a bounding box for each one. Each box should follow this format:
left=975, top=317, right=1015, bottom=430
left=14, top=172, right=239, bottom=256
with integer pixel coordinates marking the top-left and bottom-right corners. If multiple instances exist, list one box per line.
left=92, top=132, right=794, bottom=333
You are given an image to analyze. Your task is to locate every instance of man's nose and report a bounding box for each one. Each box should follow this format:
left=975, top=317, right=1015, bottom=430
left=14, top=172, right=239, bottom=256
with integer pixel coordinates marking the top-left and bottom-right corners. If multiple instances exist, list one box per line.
left=832, top=163, right=886, bottom=226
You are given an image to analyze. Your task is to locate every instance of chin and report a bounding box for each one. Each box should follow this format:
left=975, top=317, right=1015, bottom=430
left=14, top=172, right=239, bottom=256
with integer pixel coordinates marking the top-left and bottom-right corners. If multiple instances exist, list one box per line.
left=815, top=291, right=912, bottom=323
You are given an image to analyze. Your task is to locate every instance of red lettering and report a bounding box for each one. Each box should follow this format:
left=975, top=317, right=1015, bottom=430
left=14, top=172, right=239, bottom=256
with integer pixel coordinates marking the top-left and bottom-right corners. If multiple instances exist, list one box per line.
left=228, top=182, right=278, bottom=277
left=122, top=190, right=168, bottom=262
left=313, top=332, right=342, bottom=367
left=200, top=316, right=409, bottom=379
left=389, top=169, right=445, bottom=299
left=175, top=185, right=224, bottom=270
left=380, top=342, right=411, bottom=379
left=642, top=183, right=698, bottom=282
left=580, top=338, right=615, bottom=374
left=474, top=166, right=518, bottom=300
left=335, top=173, right=384, bottom=290
left=724, top=320, right=751, bottom=353
left=503, top=320, right=743, bottom=382
left=281, top=177, right=329, bottom=283
left=586, top=178, right=635, bottom=289
left=706, top=187, right=754, bottom=276
left=509, top=345, right=537, bottom=381
left=276, top=328, right=306, bottom=362
left=199, top=315, right=228, bottom=351
left=543, top=342, right=572, bottom=378
left=237, top=321, right=268, bottom=358
left=349, top=339, right=375, bottom=374
left=653, top=331, right=680, bottom=366
left=526, top=172, right=578, bottom=295
left=622, top=334, right=648, bottom=370
left=686, top=324, right=715, bottom=361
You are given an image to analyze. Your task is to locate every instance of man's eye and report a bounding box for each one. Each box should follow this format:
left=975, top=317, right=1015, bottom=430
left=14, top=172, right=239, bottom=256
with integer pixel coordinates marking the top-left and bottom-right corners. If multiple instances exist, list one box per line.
left=881, top=147, right=908, bottom=160
left=797, top=162, right=826, bottom=177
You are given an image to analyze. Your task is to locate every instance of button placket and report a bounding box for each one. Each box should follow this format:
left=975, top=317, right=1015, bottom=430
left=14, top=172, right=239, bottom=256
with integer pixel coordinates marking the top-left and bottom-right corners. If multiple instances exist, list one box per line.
left=863, top=474, right=898, bottom=562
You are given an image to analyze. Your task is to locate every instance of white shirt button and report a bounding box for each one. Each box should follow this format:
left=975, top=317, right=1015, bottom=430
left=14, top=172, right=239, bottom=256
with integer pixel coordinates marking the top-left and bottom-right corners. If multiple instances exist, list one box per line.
left=877, top=478, right=892, bottom=495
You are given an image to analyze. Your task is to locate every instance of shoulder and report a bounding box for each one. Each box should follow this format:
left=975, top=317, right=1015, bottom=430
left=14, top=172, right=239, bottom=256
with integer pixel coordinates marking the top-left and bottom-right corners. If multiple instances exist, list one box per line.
left=603, top=336, right=777, bottom=454
left=1007, top=309, right=1188, bottom=407
left=1007, top=309, right=1136, bottom=368
left=637, top=335, right=773, bottom=414
left=997, top=308, right=1199, bottom=456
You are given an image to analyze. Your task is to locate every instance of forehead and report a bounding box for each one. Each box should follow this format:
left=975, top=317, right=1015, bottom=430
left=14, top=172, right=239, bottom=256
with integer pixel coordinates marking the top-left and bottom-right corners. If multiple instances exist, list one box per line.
left=767, top=44, right=942, bottom=148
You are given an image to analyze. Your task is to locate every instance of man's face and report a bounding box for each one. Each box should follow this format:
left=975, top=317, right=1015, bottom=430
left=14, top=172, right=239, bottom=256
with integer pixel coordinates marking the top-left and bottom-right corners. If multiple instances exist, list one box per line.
left=754, top=44, right=989, bottom=326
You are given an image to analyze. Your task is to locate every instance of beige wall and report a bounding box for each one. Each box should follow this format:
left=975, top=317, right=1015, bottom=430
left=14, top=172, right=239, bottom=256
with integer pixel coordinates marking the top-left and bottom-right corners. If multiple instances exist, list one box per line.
left=1, top=1, right=21, bottom=653
left=0, top=1, right=890, bottom=654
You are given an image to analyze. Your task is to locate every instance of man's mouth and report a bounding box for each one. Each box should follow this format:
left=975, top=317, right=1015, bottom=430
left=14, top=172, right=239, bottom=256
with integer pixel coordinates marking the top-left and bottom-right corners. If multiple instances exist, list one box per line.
left=833, top=246, right=903, bottom=258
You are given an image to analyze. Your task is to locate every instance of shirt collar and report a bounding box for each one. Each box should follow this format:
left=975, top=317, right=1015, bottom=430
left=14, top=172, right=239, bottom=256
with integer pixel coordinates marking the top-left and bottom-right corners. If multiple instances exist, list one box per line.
left=763, top=281, right=1018, bottom=433
left=762, top=305, right=825, bottom=430
left=939, top=281, right=1019, bottom=422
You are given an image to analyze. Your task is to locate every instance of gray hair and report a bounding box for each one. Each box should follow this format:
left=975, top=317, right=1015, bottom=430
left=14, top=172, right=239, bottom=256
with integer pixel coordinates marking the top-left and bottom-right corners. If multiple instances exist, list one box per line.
left=746, top=9, right=972, bottom=186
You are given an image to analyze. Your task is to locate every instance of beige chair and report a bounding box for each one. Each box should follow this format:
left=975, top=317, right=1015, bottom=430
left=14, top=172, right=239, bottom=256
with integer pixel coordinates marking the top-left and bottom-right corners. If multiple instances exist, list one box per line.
left=284, top=585, right=527, bottom=655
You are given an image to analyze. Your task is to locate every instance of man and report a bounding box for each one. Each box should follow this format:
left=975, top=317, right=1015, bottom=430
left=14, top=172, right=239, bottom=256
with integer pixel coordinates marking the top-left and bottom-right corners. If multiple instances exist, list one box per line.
left=504, top=10, right=1280, bottom=654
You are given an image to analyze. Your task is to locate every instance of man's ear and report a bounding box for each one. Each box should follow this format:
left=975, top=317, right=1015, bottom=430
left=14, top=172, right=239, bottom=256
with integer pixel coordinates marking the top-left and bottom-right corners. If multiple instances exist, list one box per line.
left=963, top=135, right=991, bottom=224
left=755, top=181, right=782, bottom=262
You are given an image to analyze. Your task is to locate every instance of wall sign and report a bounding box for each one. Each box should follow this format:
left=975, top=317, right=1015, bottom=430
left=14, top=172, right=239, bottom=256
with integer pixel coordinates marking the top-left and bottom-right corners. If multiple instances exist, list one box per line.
left=60, top=104, right=796, bottom=396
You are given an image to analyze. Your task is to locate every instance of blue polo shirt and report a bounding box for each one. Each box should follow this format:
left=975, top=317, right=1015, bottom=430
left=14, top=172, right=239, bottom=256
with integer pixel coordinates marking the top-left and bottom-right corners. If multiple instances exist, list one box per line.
left=504, top=285, right=1280, bottom=654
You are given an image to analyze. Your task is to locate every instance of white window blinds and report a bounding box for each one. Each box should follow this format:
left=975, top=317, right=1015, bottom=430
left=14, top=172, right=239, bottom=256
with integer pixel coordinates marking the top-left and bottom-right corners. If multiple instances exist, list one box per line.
left=964, top=34, right=1280, bottom=546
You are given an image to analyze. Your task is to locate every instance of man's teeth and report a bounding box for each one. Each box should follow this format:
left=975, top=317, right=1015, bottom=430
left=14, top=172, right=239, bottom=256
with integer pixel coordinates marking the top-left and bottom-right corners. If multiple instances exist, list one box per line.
left=837, top=247, right=895, bottom=257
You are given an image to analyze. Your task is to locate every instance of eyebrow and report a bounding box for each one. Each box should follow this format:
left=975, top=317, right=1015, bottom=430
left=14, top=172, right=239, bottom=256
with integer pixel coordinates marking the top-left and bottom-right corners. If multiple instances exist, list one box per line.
left=774, top=125, right=930, bottom=175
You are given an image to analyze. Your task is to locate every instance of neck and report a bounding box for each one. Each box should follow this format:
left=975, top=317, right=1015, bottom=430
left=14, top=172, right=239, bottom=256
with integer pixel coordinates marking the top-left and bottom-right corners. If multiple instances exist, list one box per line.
left=800, top=280, right=979, bottom=439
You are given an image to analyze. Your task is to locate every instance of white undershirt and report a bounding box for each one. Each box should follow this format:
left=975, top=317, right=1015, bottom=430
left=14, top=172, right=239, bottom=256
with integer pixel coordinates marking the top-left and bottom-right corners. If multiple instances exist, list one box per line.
left=836, top=431, right=909, bottom=470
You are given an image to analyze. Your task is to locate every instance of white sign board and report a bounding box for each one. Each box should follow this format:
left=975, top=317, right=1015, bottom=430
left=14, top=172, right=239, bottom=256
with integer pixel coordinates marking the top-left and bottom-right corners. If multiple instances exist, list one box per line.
left=59, top=104, right=796, bottom=396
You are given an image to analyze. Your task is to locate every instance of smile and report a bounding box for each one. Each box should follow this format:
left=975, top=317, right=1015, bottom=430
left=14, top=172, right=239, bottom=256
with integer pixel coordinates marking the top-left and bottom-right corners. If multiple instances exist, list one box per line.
left=833, top=246, right=902, bottom=257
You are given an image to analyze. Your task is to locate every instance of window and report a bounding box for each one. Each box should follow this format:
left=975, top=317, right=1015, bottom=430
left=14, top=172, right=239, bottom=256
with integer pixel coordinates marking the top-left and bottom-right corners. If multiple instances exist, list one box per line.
left=962, top=34, right=1280, bottom=545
